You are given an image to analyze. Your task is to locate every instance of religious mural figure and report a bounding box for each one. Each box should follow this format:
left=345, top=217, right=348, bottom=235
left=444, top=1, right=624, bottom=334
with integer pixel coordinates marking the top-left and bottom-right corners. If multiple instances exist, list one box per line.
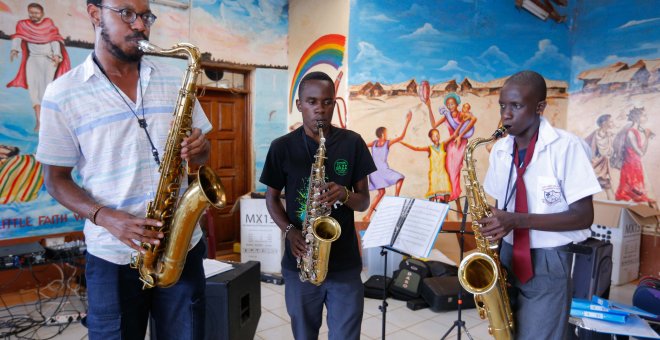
left=585, top=114, right=615, bottom=199
left=363, top=111, right=412, bottom=222
left=7, top=2, right=71, bottom=131
left=613, top=107, right=656, bottom=205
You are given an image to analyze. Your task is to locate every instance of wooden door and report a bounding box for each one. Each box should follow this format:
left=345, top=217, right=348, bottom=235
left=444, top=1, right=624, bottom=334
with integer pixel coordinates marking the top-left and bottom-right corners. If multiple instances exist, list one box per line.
left=198, top=88, right=249, bottom=254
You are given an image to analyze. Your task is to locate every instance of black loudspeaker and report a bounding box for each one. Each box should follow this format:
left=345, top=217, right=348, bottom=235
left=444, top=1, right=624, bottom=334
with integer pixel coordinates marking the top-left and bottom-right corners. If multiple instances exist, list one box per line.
left=150, top=261, right=262, bottom=340
left=570, top=238, right=613, bottom=300
left=205, top=261, right=261, bottom=340
left=568, top=239, right=616, bottom=340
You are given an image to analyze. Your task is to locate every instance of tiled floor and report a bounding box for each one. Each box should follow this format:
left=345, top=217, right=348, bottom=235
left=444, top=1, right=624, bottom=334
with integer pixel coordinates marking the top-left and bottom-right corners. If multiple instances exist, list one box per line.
left=256, top=280, right=492, bottom=340
left=0, top=273, right=640, bottom=340
left=254, top=279, right=639, bottom=340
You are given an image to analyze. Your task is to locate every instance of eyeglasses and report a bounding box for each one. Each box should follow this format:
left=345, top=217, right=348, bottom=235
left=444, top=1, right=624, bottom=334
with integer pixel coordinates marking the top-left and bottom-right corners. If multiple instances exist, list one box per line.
left=96, top=4, right=157, bottom=27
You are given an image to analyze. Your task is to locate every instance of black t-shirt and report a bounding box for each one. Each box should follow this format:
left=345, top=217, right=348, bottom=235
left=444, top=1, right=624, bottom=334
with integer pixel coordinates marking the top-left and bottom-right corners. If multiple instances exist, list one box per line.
left=260, top=126, right=376, bottom=272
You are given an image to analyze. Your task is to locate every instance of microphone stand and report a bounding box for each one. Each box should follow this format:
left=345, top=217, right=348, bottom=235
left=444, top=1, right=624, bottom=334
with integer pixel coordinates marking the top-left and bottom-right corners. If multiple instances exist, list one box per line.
left=440, top=196, right=474, bottom=340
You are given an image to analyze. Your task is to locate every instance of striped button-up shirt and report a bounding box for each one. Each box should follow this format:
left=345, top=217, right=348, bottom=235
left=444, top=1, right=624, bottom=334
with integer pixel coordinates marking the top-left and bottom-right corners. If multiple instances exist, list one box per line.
left=36, top=54, right=212, bottom=265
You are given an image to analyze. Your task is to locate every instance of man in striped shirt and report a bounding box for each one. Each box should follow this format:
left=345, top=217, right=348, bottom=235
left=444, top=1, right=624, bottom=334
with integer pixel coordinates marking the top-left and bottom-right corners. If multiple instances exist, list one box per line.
left=36, top=1, right=212, bottom=339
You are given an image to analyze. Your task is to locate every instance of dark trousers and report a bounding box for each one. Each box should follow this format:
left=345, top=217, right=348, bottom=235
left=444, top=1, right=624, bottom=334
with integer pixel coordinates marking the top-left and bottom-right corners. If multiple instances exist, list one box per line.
left=500, top=242, right=573, bottom=340
left=282, top=267, right=364, bottom=340
left=85, top=241, right=206, bottom=340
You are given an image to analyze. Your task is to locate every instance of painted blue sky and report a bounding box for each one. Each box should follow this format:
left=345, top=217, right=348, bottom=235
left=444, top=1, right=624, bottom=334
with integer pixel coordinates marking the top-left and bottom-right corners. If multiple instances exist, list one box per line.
left=571, top=1, right=660, bottom=88
left=192, top=0, right=288, bottom=37
left=349, top=0, right=572, bottom=86
left=349, top=0, right=660, bottom=90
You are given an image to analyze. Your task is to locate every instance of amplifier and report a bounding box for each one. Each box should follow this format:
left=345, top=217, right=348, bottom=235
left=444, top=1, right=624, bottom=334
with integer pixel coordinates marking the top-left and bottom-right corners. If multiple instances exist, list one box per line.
left=0, top=242, right=46, bottom=269
left=45, top=240, right=87, bottom=260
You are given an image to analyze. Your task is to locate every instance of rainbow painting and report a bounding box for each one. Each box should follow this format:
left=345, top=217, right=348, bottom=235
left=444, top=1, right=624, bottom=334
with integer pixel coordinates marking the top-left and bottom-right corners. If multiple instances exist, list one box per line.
left=289, top=34, right=346, bottom=112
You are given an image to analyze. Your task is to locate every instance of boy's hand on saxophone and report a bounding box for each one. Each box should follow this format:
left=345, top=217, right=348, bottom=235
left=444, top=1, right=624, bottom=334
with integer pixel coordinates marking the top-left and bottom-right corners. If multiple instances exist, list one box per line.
left=478, top=207, right=519, bottom=241
left=318, top=182, right=347, bottom=207
left=287, top=229, right=308, bottom=258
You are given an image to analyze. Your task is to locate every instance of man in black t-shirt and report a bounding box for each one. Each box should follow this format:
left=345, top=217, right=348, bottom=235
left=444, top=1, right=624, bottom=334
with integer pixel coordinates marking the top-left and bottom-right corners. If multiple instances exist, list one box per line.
left=260, top=71, right=376, bottom=340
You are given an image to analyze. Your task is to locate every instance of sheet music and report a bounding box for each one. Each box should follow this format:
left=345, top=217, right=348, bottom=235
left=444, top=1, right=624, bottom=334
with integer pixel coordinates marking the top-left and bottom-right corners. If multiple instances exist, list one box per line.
left=393, top=199, right=449, bottom=258
left=390, top=198, right=414, bottom=246
left=361, top=197, right=400, bottom=248
left=362, top=196, right=450, bottom=258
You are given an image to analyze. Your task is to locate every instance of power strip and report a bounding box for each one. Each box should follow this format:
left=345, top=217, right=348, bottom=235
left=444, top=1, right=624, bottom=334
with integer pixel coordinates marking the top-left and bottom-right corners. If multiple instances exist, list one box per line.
left=45, top=312, right=86, bottom=325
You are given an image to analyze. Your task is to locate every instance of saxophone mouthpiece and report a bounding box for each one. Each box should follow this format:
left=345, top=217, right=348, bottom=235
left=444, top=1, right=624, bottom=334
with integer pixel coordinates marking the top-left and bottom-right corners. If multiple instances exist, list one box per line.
left=493, top=125, right=509, bottom=138
left=137, top=40, right=158, bottom=53
left=316, top=121, right=325, bottom=129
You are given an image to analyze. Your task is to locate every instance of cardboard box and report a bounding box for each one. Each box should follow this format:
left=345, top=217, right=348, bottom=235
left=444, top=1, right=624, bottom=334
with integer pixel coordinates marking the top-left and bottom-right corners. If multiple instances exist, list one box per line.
left=239, top=194, right=283, bottom=274
left=590, top=200, right=660, bottom=285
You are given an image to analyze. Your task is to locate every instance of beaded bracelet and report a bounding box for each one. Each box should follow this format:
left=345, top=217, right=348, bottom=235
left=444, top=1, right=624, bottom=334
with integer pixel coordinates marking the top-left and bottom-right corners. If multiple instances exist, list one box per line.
left=88, top=203, right=105, bottom=225
left=341, top=186, right=351, bottom=205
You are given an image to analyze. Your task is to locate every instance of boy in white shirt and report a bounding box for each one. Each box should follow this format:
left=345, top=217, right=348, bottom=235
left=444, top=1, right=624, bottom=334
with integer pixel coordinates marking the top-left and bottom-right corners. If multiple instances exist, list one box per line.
left=478, top=70, right=601, bottom=340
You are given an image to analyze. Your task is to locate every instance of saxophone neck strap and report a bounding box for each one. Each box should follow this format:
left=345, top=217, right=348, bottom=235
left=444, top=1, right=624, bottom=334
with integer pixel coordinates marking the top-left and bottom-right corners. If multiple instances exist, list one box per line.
left=92, top=53, right=160, bottom=166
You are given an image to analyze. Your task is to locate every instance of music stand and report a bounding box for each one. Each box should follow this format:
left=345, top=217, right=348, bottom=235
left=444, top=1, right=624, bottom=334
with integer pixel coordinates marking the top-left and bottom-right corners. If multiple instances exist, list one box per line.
left=440, top=196, right=474, bottom=340
left=377, top=245, right=412, bottom=340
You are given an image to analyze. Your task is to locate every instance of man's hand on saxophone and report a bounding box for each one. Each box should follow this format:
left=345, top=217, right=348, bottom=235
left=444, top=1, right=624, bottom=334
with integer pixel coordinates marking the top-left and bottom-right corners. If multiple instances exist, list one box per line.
left=180, top=127, right=210, bottom=165
left=95, top=209, right=164, bottom=254
left=42, top=165, right=165, bottom=256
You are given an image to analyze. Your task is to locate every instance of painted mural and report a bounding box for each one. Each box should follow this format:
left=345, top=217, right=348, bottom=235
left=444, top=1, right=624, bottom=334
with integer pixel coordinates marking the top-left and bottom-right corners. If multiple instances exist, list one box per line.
left=0, top=0, right=288, bottom=239
left=347, top=0, right=572, bottom=221
left=0, top=0, right=287, bottom=67
left=254, top=68, right=288, bottom=192
left=190, top=0, right=287, bottom=67
left=287, top=33, right=347, bottom=132
left=287, top=0, right=350, bottom=132
left=568, top=1, right=659, bottom=205
left=1, top=2, right=89, bottom=238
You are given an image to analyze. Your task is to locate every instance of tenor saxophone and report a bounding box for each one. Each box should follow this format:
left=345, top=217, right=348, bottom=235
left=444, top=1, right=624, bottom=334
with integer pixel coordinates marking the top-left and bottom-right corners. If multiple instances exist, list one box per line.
left=457, top=126, right=515, bottom=339
left=131, top=41, right=226, bottom=289
left=298, top=122, right=342, bottom=286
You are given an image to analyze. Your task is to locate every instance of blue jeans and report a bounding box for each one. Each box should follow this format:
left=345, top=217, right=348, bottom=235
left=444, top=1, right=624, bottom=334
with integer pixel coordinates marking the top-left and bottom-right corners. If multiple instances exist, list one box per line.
left=282, top=267, right=364, bottom=340
left=85, top=241, right=206, bottom=340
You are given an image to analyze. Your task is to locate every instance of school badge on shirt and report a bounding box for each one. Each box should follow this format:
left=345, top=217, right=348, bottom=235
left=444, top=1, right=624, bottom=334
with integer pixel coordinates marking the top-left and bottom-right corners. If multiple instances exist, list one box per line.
left=542, top=185, right=562, bottom=205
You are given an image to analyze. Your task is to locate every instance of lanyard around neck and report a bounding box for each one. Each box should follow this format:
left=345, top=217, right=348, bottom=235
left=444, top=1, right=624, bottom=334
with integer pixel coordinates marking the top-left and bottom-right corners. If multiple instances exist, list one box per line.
left=502, top=131, right=539, bottom=211
left=92, top=53, right=161, bottom=166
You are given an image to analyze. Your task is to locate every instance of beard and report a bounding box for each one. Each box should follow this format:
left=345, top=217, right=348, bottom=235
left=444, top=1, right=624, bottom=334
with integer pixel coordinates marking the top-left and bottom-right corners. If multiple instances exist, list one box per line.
left=99, top=19, right=146, bottom=63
